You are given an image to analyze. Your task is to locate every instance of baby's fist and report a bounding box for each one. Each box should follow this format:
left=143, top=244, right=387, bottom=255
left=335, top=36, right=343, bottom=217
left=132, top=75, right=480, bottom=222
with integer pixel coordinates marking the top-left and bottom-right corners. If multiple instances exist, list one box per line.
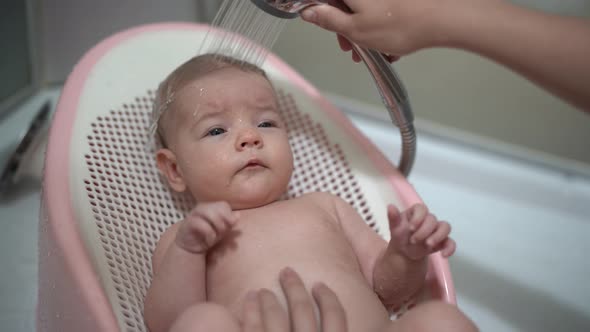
left=175, top=201, right=239, bottom=254
left=387, top=204, right=456, bottom=260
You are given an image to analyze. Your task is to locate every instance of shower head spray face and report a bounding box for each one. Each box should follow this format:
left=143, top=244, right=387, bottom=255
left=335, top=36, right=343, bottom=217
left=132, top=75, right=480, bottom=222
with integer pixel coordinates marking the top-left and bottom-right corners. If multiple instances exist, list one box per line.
left=250, top=0, right=326, bottom=19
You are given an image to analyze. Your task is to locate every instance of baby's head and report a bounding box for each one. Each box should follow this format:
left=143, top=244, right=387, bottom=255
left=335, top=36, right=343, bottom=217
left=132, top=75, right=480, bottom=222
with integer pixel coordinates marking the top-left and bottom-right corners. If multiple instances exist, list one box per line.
left=153, top=54, right=293, bottom=210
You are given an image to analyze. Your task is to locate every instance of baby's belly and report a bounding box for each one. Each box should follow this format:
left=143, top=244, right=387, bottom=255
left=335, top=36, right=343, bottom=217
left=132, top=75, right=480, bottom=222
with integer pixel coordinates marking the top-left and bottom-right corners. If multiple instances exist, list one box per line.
left=205, top=217, right=390, bottom=331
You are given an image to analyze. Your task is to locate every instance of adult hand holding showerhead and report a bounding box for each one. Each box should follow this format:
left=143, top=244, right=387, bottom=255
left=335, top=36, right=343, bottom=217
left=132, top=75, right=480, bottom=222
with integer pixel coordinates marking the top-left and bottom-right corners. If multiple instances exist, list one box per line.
left=300, top=0, right=590, bottom=111
left=300, top=0, right=448, bottom=58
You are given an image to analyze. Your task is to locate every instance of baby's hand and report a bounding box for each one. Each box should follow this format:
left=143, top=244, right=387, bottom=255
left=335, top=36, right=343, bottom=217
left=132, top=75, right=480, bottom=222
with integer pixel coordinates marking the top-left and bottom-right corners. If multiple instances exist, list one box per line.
left=386, top=204, right=456, bottom=260
left=174, top=201, right=239, bottom=254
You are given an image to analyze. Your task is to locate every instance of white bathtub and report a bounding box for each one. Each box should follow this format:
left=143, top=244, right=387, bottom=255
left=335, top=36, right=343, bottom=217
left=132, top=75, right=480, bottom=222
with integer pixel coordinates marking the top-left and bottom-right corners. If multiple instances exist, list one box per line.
left=1, top=88, right=589, bottom=331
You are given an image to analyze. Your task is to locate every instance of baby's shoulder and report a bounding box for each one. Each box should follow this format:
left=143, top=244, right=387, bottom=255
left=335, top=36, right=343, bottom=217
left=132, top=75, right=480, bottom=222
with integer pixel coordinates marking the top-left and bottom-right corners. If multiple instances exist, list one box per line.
left=149, top=220, right=181, bottom=271
left=297, top=191, right=338, bottom=204
left=302, top=191, right=353, bottom=203
left=295, top=191, right=345, bottom=212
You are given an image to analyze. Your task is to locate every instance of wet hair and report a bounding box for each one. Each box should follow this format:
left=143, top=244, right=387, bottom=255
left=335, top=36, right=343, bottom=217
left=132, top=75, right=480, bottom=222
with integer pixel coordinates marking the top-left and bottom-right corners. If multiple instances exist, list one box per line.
left=151, top=54, right=270, bottom=147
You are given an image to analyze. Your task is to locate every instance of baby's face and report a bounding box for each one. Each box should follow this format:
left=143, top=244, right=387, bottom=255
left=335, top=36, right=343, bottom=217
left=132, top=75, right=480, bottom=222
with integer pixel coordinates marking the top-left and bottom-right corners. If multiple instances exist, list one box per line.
left=157, top=67, right=293, bottom=210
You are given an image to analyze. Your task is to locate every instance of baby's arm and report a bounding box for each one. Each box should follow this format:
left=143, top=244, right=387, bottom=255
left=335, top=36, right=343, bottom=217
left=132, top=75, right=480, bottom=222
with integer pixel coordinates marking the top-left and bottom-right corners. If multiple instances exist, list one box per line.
left=372, top=204, right=455, bottom=308
left=143, top=202, right=238, bottom=332
left=332, top=195, right=454, bottom=309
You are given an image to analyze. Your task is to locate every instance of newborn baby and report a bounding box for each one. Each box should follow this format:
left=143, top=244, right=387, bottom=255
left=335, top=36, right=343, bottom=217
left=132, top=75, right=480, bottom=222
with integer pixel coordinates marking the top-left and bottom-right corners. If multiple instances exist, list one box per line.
left=144, top=54, right=475, bottom=332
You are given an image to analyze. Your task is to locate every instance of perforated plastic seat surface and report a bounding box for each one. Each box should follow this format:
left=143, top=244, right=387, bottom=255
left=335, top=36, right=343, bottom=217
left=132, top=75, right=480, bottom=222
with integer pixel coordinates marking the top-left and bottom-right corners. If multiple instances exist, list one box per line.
left=37, top=23, right=455, bottom=332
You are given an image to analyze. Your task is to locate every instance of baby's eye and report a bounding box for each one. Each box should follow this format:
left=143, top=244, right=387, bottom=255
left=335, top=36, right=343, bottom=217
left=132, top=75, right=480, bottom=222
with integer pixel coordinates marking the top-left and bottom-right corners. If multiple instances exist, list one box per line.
left=207, top=127, right=226, bottom=136
left=258, top=121, right=276, bottom=128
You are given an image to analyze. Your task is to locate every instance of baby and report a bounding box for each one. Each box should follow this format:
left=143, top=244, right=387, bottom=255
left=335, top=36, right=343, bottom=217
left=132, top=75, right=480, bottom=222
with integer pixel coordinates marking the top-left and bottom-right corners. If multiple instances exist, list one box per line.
left=144, top=54, right=476, bottom=332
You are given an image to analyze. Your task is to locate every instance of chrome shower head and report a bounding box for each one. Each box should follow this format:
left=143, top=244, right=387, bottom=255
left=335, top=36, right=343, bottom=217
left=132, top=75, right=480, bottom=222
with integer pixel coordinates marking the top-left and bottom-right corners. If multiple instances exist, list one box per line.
left=250, top=0, right=325, bottom=19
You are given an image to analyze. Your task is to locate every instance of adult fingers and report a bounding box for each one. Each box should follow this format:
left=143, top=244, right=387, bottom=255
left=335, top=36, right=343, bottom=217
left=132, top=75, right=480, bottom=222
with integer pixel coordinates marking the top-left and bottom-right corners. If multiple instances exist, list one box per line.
left=279, top=267, right=317, bottom=332
left=258, top=289, right=289, bottom=331
left=312, top=283, right=347, bottom=332
left=301, top=4, right=354, bottom=35
left=352, top=50, right=361, bottom=63
left=337, top=34, right=352, bottom=51
left=385, top=54, right=400, bottom=63
left=242, top=291, right=264, bottom=332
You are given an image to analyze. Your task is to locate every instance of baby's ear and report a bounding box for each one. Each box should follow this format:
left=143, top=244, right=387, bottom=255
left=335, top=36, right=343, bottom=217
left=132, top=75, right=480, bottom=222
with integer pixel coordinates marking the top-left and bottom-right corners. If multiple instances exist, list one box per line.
left=155, top=148, right=186, bottom=192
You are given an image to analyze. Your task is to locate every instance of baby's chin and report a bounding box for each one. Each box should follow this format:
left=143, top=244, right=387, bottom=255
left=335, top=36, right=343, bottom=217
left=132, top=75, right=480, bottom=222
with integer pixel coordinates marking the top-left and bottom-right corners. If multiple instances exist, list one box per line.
left=227, top=188, right=284, bottom=210
left=191, top=185, right=285, bottom=210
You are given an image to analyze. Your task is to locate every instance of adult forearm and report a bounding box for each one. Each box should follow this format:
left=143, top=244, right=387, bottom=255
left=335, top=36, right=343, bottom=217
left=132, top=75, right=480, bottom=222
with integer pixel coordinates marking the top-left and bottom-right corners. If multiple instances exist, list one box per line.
left=372, top=249, right=427, bottom=310
left=144, top=244, right=207, bottom=332
left=444, top=1, right=590, bottom=111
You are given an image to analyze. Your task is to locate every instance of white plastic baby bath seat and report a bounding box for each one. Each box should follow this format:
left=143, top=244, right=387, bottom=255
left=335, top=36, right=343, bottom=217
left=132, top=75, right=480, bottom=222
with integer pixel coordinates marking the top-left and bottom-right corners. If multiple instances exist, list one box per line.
left=37, top=23, right=456, bottom=332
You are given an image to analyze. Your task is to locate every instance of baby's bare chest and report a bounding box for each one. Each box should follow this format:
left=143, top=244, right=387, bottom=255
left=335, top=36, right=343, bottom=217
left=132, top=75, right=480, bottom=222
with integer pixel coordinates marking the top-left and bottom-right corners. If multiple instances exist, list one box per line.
left=208, top=200, right=351, bottom=267
left=205, top=199, right=362, bottom=303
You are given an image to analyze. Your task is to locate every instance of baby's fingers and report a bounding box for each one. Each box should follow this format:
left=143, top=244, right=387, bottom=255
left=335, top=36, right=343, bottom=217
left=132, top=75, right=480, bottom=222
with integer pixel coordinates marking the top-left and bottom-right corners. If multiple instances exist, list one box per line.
left=410, top=213, right=436, bottom=244
left=199, top=203, right=238, bottom=234
left=425, top=221, right=451, bottom=248
left=435, top=238, right=457, bottom=258
left=387, top=204, right=402, bottom=228
left=408, top=204, right=428, bottom=231
left=189, top=219, right=217, bottom=249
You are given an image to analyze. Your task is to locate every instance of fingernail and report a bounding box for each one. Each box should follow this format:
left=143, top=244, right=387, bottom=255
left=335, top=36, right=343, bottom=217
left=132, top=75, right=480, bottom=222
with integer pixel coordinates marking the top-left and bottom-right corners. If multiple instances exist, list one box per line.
left=301, top=9, right=317, bottom=23
left=280, top=267, right=295, bottom=281
left=311, top=283, right=322, bottom=297
left=313, top=282, right=326, bottom=291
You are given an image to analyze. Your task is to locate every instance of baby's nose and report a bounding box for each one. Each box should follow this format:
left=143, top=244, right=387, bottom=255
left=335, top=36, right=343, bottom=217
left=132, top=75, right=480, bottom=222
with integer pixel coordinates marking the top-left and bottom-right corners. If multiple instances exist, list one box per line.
left=236, top=129, right=263, bottom=150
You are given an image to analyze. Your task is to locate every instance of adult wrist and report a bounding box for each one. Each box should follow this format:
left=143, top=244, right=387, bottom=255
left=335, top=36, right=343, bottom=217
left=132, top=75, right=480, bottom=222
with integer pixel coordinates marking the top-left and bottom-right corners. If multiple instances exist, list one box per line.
left=430, top=0, right=508, bottom=50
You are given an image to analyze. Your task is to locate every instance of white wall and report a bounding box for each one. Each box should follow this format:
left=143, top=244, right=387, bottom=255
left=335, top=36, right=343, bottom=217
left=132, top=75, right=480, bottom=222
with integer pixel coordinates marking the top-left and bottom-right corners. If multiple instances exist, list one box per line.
left=38, top=0, right=216, bottom=84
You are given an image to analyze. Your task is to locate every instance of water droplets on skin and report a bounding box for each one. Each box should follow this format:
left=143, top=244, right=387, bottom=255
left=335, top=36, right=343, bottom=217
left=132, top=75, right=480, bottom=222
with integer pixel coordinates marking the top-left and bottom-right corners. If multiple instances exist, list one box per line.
left=192, top=104, right=201, bottom=119
left=200, top=0, right=287, bottom=68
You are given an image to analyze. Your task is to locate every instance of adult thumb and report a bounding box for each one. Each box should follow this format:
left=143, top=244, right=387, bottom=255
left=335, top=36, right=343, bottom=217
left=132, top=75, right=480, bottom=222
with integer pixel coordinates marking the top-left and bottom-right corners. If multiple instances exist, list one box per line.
left=300, top=4, right=353, bottom=35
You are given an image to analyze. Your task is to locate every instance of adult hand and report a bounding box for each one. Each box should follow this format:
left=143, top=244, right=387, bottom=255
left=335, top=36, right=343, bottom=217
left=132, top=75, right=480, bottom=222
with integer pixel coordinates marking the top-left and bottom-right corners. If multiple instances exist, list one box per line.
left=301, top=0, right=453, bottom=57
left=301, top=0, right=590, bottom=111
left=242, top=267, right=348, bottom=332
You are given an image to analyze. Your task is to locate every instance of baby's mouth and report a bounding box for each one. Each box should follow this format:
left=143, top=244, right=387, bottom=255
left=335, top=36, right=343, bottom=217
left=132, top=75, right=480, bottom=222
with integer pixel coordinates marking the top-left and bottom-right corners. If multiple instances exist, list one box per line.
left=239, top=158, right=267, bottom=171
